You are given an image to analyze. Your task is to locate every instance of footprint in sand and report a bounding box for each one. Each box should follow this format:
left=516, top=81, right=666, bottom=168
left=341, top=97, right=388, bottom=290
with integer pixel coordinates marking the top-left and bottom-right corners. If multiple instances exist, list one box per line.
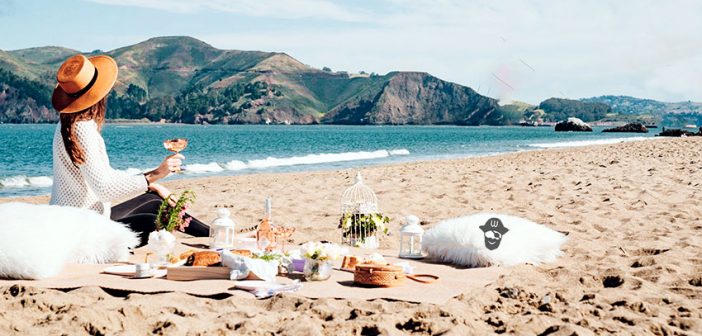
left=630, top=257, right=656, bottom=268
left=633, top=248, right=670, bottom=256
left=602, top=274, right=625, bottom=288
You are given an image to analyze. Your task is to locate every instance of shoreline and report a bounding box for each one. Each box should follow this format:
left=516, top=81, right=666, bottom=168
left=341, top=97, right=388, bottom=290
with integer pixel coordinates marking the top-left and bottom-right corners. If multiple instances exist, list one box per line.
left=0, top=134, right=659, bottom=199
left=1, top=137, right=701, bottom=334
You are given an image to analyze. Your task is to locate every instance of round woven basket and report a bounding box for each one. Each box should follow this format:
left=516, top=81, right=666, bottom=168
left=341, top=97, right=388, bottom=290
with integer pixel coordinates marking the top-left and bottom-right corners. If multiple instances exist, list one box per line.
left=354, top=263, right=405, bottom=287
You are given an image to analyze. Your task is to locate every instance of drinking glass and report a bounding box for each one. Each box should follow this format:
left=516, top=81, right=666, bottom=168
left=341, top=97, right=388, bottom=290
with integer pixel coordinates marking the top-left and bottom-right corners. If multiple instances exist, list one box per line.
left=163, top=138, right=188, bottom=172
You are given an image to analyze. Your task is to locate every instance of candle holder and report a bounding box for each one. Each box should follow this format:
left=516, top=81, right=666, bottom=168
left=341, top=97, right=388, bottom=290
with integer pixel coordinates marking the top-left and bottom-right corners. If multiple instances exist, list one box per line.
left=399, top=215, right=424, bottom=259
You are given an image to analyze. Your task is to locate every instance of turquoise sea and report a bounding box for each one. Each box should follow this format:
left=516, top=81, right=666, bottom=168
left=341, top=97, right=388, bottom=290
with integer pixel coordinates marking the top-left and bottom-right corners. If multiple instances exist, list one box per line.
left=0, top=124, right=655, bottom=198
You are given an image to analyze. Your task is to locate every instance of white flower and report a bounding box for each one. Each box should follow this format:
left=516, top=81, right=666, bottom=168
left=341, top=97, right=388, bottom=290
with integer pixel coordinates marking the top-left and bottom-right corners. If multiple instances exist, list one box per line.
left=342, top=216, right=351, bottom=230
left=365, top=252, right=386, bottom=264
left=147, top=230, right=176, bottom=254
left=301, top=241, right=318, bottom=259
left=301, top=241, right=343, bottom=261
left=376, top=221, right=386, bottom=232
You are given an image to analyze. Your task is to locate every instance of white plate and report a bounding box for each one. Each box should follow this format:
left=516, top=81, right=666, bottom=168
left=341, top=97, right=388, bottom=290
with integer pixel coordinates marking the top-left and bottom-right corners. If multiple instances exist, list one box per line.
left=103, top=265, right=167, bottom=278
left=131, top=269, right=167, bottom=279
left=233, top=280, right=283, bottom=291
left=103, top=264, right=136, bottom=276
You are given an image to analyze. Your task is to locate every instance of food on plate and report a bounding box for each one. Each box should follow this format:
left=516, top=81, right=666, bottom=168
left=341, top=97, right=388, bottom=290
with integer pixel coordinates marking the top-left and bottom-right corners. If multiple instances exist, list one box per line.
left=185, top=251, right=221, bottom=267
left=341, top=255, right=359, bottom=270
left=230, top=249, right=253, bottom=258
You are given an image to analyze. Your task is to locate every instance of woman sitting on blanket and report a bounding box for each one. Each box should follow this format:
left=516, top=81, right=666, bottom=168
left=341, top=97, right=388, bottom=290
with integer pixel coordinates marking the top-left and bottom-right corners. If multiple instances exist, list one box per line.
left=49, top=54, right=209, bottom=246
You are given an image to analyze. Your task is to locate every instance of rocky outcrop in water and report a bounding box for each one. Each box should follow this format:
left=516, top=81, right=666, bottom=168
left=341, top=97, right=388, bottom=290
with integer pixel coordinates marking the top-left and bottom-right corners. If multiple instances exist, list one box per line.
left=602, top=123, right=648, bottom=133
left=657, top=128, right=701, bottom=137
left=555, top=117, right=593, bottom=132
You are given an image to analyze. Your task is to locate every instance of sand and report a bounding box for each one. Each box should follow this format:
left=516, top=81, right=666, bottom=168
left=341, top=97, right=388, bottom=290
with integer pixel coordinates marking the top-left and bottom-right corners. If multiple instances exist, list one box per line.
left=1, top=137, right=701, bottom=335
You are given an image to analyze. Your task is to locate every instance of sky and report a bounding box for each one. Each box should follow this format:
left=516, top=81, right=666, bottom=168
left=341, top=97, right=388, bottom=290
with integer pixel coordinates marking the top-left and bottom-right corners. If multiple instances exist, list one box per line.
left=1, top=0, right=701, bottom=104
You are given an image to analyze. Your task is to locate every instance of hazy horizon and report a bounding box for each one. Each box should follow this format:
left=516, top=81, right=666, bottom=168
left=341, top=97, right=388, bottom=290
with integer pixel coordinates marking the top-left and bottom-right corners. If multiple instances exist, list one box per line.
left=1, top=0, right=700, bottom=104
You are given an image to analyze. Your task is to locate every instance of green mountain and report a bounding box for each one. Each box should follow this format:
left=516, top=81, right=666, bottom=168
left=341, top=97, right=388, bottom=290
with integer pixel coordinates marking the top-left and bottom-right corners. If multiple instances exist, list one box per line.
left=0, top=36, right=499, bottom=124
left=0, top=69, right=55, bottom=123
left=537, top=98, right=611, bottom=122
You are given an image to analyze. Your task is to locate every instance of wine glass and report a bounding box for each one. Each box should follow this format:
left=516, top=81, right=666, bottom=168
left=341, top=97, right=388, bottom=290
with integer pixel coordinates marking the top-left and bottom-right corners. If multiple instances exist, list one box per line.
left=272, top=225, right=296, bottom=251
left=163, top=138, right=188, bottom=153
left=163, top=138, right=188, bottom=172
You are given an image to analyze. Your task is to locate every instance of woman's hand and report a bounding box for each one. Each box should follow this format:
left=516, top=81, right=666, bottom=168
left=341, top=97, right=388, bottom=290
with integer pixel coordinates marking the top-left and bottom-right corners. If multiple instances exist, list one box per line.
left=145, top=154, right=184, bottom=184
left=148, top=183, right=177, bottom=207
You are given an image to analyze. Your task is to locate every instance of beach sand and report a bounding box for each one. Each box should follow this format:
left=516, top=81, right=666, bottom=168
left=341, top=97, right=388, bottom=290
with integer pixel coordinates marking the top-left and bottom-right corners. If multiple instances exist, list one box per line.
left=1, top=137, right=701, bottom=335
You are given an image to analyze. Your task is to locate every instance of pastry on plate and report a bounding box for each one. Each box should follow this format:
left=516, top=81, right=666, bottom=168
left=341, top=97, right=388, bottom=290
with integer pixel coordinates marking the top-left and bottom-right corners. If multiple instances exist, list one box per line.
left=179, top=250, right=197, bottom=261
left=341, top=255, right=359, bottom=270
left=230, top=249, right=253, bottom=258
left=185, top=251, right=221, bottom=267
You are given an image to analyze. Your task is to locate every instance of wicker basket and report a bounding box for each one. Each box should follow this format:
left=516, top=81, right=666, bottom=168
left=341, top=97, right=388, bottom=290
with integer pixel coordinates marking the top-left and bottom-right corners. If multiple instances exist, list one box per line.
left=353, top=263, right=405, bottom=287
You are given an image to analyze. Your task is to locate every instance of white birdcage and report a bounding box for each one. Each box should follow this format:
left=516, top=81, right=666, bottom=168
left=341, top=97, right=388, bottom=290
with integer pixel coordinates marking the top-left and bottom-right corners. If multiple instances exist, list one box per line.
left=340, top=172, right=382, bottom=249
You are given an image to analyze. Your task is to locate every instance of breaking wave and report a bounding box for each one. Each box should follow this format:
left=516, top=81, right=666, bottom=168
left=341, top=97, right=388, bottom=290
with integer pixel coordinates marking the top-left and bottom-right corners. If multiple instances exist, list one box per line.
left=187, top=148, right=411, bottom=173
left=0, top=175, right=53, bottom=189
left=529, top=137, right=652, bottom=149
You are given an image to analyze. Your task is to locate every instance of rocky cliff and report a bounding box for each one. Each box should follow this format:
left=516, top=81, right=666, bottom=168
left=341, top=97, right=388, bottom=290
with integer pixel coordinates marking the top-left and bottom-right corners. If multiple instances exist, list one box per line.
left=323, top=72, right=499, bottom=125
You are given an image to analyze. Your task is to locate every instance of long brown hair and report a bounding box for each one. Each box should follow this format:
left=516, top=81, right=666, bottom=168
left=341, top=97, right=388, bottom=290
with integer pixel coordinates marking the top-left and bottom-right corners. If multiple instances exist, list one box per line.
left=60, top=97, right=107, bottom=165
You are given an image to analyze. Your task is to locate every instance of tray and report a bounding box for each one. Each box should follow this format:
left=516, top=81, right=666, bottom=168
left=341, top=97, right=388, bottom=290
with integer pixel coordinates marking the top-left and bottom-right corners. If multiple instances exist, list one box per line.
left=166, top=266, right=231, bottom=281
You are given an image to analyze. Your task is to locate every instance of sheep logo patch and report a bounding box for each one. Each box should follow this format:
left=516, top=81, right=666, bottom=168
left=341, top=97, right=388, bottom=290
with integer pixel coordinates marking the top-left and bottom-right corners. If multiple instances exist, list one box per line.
left=479, top=217, right=509, bottom=250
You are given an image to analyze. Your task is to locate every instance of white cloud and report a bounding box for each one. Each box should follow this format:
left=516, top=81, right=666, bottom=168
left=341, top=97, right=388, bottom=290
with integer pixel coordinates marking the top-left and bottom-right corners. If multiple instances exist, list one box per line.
left=87, top=0, right=372, bottom=21
left=87, top=0, right=702, bottom=102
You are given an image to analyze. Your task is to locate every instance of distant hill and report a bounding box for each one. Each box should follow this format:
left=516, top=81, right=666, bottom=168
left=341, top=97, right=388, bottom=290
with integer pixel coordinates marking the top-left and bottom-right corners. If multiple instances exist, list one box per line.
left=323, top=72, right=499, bottom=125
left=538, top=98, right=611, bottom=122
left=582, top=95, right=702, bottom=126
left=0, top=69, right=55, bottom=123
left=0, top=36, right=499, bottom=125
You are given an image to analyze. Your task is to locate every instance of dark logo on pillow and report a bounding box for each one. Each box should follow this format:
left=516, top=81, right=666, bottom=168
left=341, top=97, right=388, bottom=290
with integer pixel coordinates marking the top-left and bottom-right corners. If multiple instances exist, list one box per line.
left=479, top=218, right=509, bottom=250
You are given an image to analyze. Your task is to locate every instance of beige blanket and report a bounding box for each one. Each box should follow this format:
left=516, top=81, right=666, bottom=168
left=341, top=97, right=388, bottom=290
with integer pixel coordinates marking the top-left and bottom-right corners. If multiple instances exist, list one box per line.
left=0, top=238, right=505, bottom=304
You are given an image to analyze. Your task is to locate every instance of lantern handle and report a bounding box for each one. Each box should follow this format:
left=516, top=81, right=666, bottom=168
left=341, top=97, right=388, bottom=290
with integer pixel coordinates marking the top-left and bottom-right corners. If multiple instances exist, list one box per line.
left=407, top=274, right=439, bottom=284
left=354, top=172, right=363, bottom=184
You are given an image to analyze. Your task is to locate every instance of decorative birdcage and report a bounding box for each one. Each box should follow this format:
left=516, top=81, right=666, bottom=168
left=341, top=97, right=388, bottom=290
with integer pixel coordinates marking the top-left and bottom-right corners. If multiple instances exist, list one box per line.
left=339, top=172, right=389, bottom=249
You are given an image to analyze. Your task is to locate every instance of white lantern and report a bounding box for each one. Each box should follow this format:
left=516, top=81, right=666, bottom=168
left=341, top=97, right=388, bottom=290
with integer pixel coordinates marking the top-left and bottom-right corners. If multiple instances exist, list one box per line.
left=210, top=208, right=236, bottom=249
left=399, top=215, right=424, bottom=259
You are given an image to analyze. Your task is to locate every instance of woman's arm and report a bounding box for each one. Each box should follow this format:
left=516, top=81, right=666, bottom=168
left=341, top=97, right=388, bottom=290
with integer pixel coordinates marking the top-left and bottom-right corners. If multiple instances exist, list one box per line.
left=75, top=121, right=149, bottom=202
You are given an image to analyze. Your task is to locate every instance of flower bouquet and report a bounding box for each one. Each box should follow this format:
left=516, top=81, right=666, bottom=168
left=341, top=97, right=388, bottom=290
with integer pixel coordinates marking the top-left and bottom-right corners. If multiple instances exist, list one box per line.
left=147, top=190, right=196, bottom=265
left=300, top=241, right=345, bottom=281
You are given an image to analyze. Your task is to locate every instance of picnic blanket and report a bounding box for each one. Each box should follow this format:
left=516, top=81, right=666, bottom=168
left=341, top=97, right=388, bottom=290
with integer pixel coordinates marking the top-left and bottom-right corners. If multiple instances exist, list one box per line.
left=0, top=238, right=506, bottom=305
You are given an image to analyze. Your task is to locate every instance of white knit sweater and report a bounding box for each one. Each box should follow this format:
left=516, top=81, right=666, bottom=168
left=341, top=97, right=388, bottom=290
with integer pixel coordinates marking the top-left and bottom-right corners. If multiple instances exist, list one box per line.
left=49, top=120, right=148, bottom=217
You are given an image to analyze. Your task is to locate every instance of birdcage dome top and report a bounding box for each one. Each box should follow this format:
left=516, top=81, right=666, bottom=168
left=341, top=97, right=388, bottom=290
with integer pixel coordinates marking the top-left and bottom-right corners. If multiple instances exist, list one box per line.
left=341, top=172, right=378, bottom=214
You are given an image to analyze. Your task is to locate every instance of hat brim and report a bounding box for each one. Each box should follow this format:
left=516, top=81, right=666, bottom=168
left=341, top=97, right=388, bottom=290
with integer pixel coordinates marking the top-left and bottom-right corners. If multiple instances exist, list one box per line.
left=52, top=55, right=118, bottom=114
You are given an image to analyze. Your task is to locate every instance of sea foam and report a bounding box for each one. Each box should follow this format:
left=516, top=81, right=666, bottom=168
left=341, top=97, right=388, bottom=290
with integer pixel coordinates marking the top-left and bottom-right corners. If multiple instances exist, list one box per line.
left=184, top=162, right=225, bottom=174
left=0, top=175, right=53, bottom=188
left=0, top=149, right=411, bottom=189
left=529, top=137, right=651, bottom=149
left=213, top=148, right=410, bottom=172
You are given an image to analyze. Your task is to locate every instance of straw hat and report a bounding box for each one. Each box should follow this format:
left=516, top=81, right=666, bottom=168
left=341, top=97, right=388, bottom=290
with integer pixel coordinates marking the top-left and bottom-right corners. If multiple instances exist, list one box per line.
left=52, top=54, right=118, bottom=113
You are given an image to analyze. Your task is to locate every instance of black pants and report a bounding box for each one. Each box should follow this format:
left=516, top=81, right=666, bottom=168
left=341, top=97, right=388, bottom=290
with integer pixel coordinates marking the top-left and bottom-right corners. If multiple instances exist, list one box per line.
left=110, top=192, right=209, bottom=247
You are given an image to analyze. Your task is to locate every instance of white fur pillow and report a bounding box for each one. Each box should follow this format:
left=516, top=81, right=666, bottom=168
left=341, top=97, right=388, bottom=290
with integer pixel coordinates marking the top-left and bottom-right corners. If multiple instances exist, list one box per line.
left=0, top=202, right=138, bottom=279
left=422, top=213, right=566, bottom=267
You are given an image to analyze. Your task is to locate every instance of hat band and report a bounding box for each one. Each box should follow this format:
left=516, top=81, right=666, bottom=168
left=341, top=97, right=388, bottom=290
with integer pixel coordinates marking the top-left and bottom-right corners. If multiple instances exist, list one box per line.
left=66, top=68, right=99, bottom=98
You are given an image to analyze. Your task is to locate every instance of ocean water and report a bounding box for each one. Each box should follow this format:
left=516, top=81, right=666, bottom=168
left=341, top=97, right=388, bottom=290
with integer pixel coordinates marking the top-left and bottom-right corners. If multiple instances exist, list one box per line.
left=0, top=124, right=655, bottom=198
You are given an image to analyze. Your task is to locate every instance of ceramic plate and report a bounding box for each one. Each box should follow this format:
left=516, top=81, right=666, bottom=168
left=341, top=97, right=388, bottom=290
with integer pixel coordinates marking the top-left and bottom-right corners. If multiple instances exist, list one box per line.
left=131, top=269, right=167, bottom=279
left=103, top=265, right=168, bottom=278
left=233, top=280, right=283, bottom=291
left=103, top=264, right=136, bottom=276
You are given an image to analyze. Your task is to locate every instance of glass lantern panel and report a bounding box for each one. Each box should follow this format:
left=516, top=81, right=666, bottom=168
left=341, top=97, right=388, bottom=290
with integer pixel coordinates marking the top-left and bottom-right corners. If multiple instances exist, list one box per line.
left=400, top=233, right=423, bottom=257
left=213, top=226, right=235, bottom=249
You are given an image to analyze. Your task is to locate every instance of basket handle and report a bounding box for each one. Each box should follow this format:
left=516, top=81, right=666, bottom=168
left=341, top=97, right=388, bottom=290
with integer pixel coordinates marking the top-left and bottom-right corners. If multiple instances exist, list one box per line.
left=407, top=274, right=439, bottom=284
